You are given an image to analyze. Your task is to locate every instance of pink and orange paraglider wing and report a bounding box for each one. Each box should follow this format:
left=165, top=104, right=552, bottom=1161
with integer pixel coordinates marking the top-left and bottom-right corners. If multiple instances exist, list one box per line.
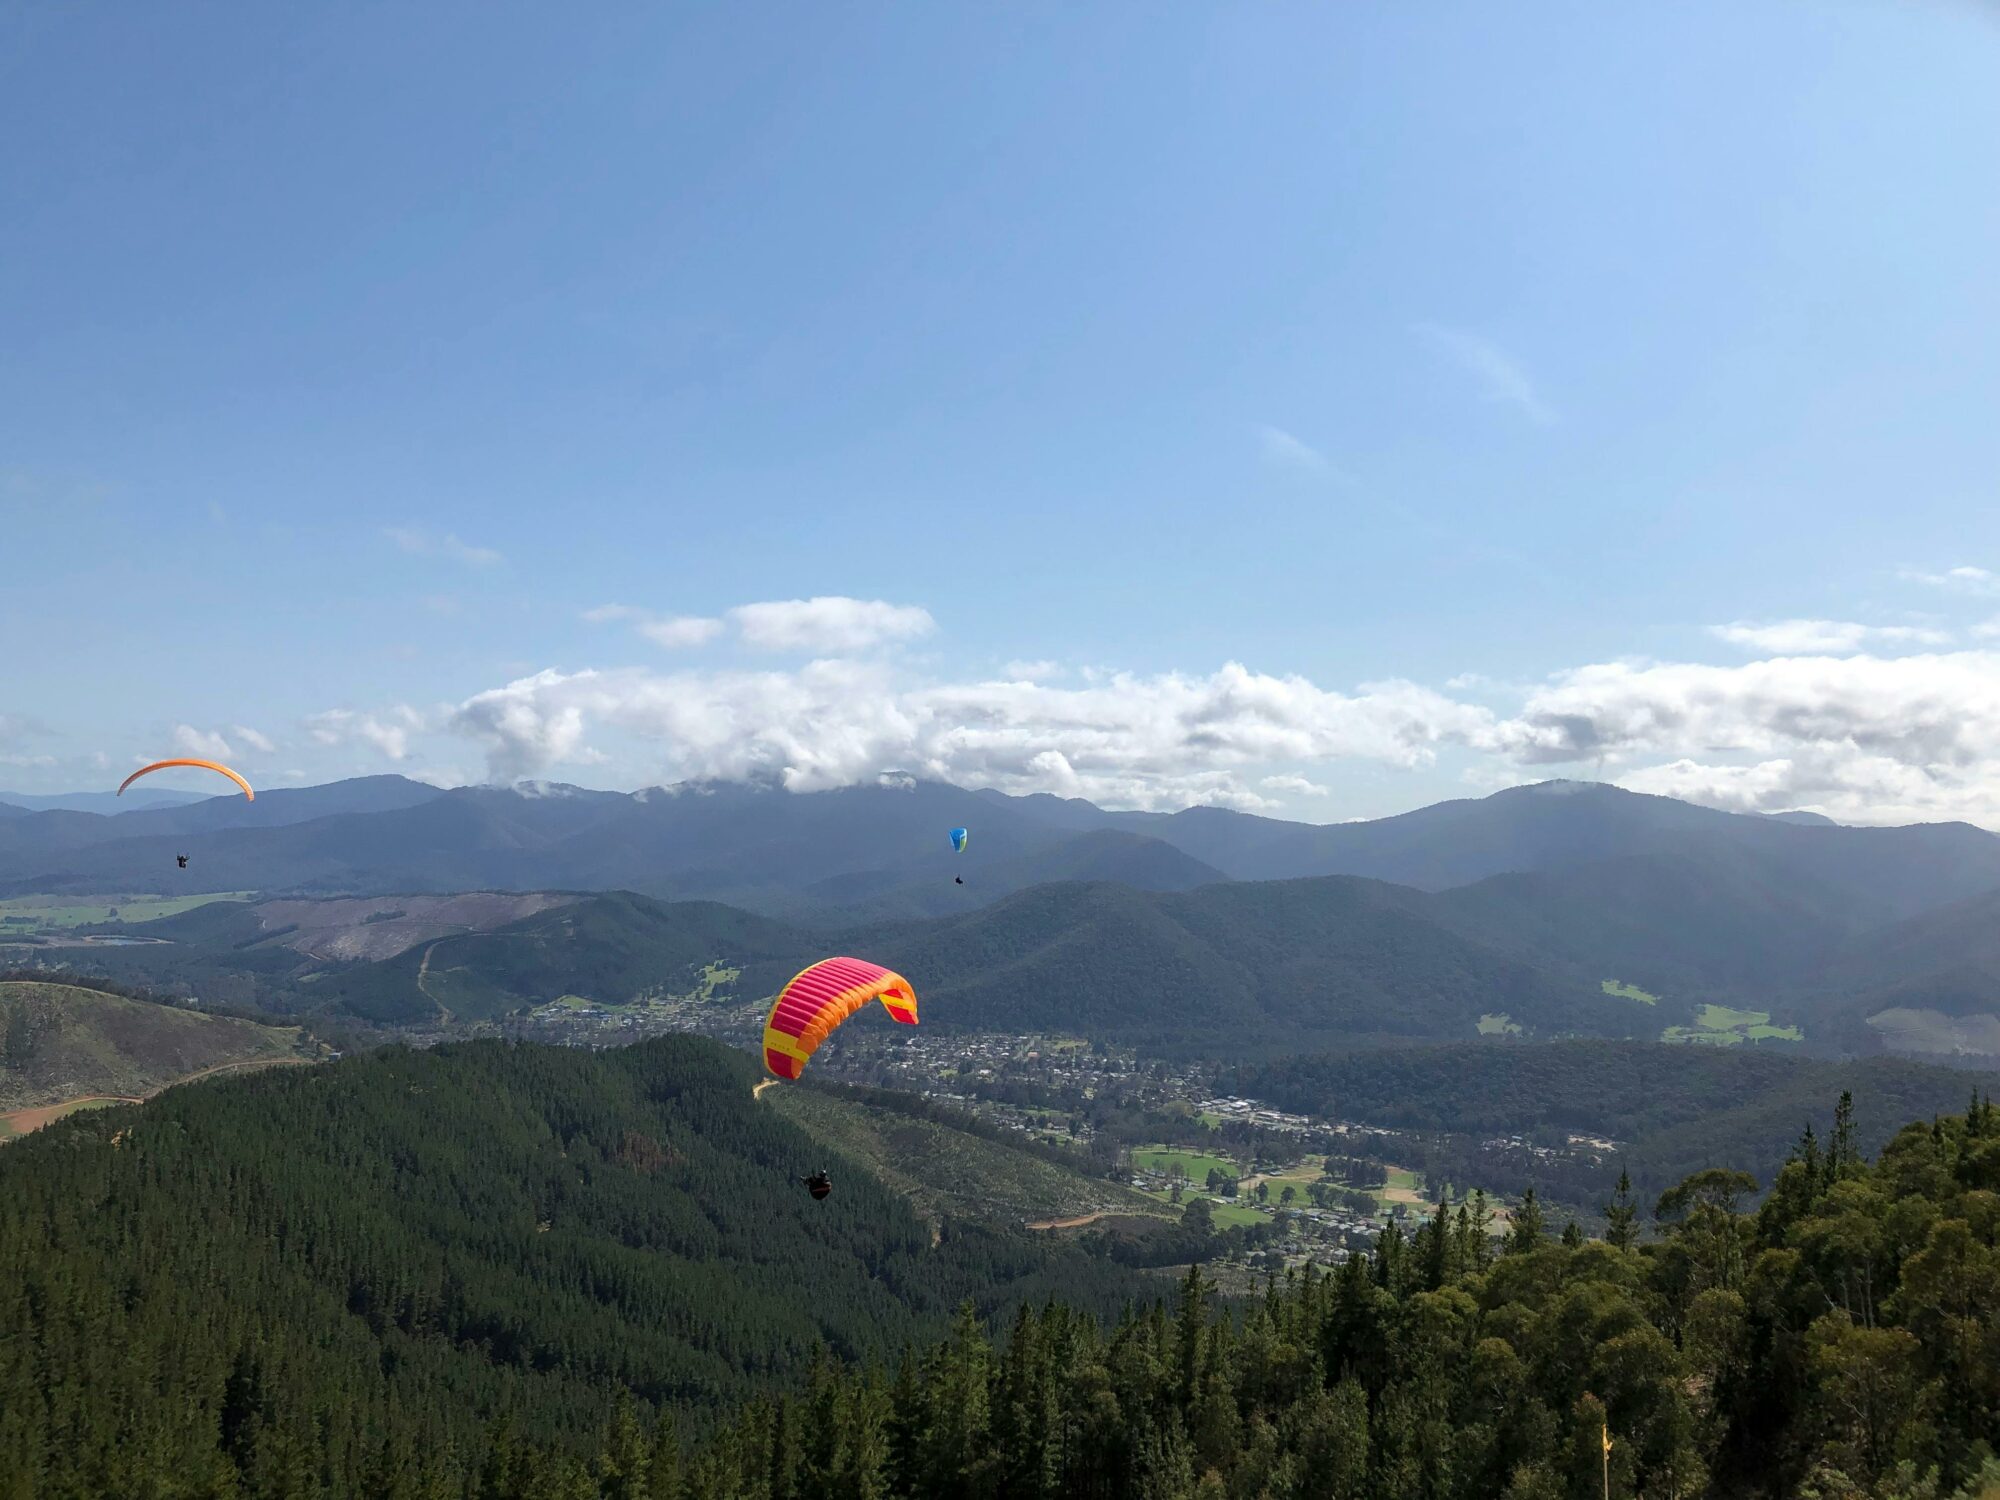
left=117, top=759, right=255, bottom=801
left=762, top=956, right=917, bottom=1080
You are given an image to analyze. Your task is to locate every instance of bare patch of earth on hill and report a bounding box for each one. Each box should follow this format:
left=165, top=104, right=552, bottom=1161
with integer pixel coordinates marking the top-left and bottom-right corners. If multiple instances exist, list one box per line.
left=250, top=893, right=580, bottom=961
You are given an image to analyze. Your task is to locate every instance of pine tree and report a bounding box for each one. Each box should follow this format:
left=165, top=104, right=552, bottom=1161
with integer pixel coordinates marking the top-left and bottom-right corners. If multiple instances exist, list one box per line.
left=646, top=1411, right=682, bottom=1500
left=1829, top=1090, right=1858, bottom=1183
left=1175, top=1263, right=1210, bottom=1408
left=595, top=1391, right=651, bottom=1500
left=1605, top=1166, right=1640, bottom=1251
left=1506, top=1189, right=1545, bottom=1255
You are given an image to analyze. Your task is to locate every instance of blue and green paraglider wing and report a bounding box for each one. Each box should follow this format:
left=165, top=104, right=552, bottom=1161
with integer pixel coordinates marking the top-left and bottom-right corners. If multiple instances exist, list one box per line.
left=949, top=827, right=968, bottom=853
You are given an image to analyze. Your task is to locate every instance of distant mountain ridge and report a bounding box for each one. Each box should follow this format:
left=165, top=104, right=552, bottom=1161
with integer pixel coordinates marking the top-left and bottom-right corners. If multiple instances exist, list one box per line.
left=11, top=773, right=2000, bottom=1059
left=7, top=772, right=2000, bottom=924
left=0, top=787, right=213, bottom=814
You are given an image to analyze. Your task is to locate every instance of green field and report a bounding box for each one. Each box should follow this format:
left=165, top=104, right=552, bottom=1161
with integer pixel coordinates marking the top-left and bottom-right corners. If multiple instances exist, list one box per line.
left=1601, top=979, right=1659, bottom=1005
left=1134, top=1185, right=1265, bottom=1228
left=1663, top=1003, right=1804, bottom=1046
left=1132, top=1146, right=1236, bottom=1182
left=1477, top=1013, right=1523, bottom=1035
left=0, top=892, right=254, bottom=933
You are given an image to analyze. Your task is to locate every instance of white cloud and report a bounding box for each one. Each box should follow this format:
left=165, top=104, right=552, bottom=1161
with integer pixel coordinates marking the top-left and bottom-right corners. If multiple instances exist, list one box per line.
left=730, top=597, right=935, bottom=652
left=305, top=707, right=422, bottom=761
left=445, top=660, right=1490, bottom=809
left=294, top=616, right=2000, bottom=826
left=1004, top=660, right=1060, bottom=682
left=384, top=526, right=503, bottom=568
left=1258, top=425, right=1331, bottom=473
left=1485, top=653, right=1999, bottom=769
left=637, top=616, right=724, bottom=649
left=1416, top=323, right=1555, bottom=425
left=1261, top=774, right=1331, bottom=797
left=1709, top=619, right=1952, bottom=655
left=231, top=725, right=276, bottom=754
left=1900, top=565, right=2000, bottom=595
left=172, top=724, right=235, bottom=759
left=583, top=603, right=721, bottom=648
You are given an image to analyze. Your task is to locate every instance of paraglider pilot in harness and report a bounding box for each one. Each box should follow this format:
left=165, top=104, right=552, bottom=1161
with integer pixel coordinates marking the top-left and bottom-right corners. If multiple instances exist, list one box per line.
left=176, top=854, right=190, bottom=869
left=802, top=1167, right=832, bottom=1200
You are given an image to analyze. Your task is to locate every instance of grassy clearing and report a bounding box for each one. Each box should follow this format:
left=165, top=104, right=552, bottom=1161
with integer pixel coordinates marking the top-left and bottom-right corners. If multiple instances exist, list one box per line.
left=1663, top=1003, right=1804, bottom=1046
left=1601, top=979, right=1659, bottom=1005
left=0, top=892, right=254, bottom=933
left=1379, top=1166, right=1429, bottom=1207
left=1134, top=1186, right=1265, bottom=1228
left=1477, top=1013, right=1523, bottom=1035
left=1132, top=1147, right=1236, bottom=1181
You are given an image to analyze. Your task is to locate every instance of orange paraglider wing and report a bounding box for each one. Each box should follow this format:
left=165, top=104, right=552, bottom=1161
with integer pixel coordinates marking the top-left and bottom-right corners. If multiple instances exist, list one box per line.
left=762, top=956, right=917, bottom=1080
left=117, top=759, right=255, bottom=801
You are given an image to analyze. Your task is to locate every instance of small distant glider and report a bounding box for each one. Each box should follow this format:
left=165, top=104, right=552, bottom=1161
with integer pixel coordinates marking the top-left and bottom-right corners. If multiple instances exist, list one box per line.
left=950, top=826, right=967, bottom=885
left=762, top=956, right=917, bottom=1081
left=118, top=759, right=254, bottom=801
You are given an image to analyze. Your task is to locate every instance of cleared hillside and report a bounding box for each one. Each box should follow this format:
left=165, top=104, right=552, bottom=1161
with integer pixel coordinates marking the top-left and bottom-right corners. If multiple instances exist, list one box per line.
left=0, top=979, right=309, bottom=1112
left=764, top=1081, right=1169, bottom=1228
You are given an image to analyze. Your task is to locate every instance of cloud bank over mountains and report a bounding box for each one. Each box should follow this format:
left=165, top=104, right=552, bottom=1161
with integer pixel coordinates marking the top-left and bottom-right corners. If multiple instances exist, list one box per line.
left=433, top=592, right=2000, bottom=825
left=31, top=591, right=2000, bottom=829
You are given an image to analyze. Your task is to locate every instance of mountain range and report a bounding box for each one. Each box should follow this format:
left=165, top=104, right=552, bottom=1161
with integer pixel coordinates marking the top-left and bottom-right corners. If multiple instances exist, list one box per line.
left=10, top=774, right=2000, bottom=1060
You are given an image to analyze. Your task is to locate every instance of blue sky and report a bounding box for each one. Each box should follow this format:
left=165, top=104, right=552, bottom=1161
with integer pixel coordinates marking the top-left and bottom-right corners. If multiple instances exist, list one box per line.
left=7, top=2, right=2000, bottom=823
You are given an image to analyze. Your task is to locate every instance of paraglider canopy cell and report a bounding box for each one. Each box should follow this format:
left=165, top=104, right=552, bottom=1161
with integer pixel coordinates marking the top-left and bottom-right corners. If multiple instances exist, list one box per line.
left=118, top=759, right=255, bottom=801
left=761, top=957, right=918, bottom=1081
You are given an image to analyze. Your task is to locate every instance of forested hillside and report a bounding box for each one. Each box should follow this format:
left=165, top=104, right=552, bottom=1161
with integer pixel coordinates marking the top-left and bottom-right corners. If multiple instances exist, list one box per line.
left=0, top=1036, right=1144, bottom=1494
left=318, top=892, right=810, bottom=1023
left=1240, top=1041, right=1985, bottom=1195
left=5, top=1051, right=1997, bottom=1496
left=302, top=880, right=1648, bottom=1050
left=651, top=1099, right=2000, bottom=1500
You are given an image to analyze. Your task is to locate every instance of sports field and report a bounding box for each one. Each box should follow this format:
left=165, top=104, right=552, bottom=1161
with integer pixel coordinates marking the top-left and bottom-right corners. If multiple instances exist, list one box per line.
left=1132, top=1146, right=1235, bottom=1182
